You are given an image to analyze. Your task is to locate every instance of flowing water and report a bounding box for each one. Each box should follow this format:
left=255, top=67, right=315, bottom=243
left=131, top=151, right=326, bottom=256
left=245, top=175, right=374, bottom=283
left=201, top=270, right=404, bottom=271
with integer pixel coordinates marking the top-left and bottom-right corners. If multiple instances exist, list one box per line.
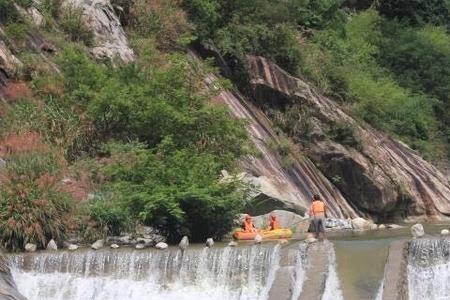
left=408, top=238, right=450, bottom=300
left=10, top=244, right=280, bottom=300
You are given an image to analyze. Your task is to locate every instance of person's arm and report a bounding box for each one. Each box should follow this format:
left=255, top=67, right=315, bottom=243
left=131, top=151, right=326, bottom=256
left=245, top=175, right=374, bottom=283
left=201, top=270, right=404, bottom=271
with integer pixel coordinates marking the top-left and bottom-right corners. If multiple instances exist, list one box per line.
left=324, top=205, right=328, bottom=218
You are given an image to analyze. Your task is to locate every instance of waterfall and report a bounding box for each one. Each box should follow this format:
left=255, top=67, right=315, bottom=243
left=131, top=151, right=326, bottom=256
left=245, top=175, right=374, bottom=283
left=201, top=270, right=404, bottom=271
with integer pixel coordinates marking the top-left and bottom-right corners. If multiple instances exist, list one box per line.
left=10, top=244, right=280, bottom=300
left=322, top=242, right=344, bottom=300
left=407, top=238, right=450, bottom=300
left=290, top=244, right=307, bottom=300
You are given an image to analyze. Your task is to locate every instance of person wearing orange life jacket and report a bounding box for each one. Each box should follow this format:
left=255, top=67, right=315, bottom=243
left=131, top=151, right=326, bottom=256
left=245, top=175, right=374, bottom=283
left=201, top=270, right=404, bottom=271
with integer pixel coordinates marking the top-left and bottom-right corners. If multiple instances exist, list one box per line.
left=309, top=194, right=327, bottom=240
left=267, top=214, right=280, bottom=231
left=242, top=214, right=257, bottom=233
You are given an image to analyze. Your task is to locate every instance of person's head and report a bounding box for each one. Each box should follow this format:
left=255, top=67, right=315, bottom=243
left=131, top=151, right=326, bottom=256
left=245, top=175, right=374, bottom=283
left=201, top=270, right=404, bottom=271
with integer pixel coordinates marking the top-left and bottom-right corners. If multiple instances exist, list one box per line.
left=313, top=194, right=321, bottom=201
left=270, top=214, right=277, bottom=220
left=245, top=214, right=252, bottom=221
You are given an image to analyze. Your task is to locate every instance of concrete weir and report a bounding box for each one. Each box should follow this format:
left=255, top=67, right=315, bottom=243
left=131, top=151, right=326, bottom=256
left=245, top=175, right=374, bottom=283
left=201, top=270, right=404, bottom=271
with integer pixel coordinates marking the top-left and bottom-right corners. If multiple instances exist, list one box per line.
left=380, top=240, right=409, bottom=300
left=268, top=241, right=330, bottom=300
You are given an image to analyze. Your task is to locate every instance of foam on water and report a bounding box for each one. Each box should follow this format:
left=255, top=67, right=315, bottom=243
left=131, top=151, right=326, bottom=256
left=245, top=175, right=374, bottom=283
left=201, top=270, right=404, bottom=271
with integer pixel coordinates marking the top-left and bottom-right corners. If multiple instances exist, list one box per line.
left=408, top=238, right=450, bottom=300
left=11, top=244, right=280, bottom=300
left=290, top=243, right=307, bottom=300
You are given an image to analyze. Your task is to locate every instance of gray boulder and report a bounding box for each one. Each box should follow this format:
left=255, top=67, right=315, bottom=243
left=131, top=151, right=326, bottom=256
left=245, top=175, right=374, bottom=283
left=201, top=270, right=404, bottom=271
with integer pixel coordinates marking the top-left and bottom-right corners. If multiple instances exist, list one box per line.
left=351, top=217, right=374, bottom=231
left=205, top=238, right=214, bottom=248
left=411, top=224, right=425, bottom=239
left=110, top=244, right=120, bottom=249
left=252, top=210, right=308, bottom=233
left=155, top=242, right=168, bottom=250
left=179, top=236, right=189, bottom=250
left=91, top=239, right=104, bottom=250
left=46, top=239, right=58, bottom=251
left=135, top=244, right=145, bottom=250
left=68, top=244, right=79, bottom=251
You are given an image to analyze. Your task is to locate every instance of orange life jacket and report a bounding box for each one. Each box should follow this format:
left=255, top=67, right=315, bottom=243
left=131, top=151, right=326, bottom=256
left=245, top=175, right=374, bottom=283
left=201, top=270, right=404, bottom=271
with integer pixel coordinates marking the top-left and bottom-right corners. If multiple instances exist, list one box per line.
left=243, top=220, right=256, bottom=232
left=269, top=219, right=280, bottom=230
left=310, top=200, right=325, bottom=216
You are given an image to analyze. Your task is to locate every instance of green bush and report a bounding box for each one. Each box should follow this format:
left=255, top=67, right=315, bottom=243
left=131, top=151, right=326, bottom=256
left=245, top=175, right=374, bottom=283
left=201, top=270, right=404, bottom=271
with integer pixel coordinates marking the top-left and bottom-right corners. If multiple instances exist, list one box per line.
left=98, top=141, right=248, bottom=243
left=0, top=152, right=73, bottom=251
left=0, top=0, right=20, bottom=23
left=89, top=196, right=131, bottom=236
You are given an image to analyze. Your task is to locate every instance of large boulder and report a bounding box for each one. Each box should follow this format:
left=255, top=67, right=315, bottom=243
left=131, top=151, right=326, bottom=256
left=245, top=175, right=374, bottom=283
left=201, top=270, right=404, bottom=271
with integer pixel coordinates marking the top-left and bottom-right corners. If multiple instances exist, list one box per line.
left=246, top=55, right=450, bottom=220
left=91, top=239, right=104, bottom=250
left=0, top=254, right=28, bottom=300
left=24, top=243, right=37, bottom=253
left=252, top=210, right=308, bottom=233
left=46, top=239, right=58, bottom=251
left=351, top=217, right=375, bottom=231
left=64, top=0, right=135, bottom=63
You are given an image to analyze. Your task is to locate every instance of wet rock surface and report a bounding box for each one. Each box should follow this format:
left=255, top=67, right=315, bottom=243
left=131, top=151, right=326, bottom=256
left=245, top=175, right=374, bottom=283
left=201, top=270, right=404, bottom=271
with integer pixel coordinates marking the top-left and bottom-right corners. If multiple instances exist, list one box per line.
left=0, top=254, right=28, bottom=300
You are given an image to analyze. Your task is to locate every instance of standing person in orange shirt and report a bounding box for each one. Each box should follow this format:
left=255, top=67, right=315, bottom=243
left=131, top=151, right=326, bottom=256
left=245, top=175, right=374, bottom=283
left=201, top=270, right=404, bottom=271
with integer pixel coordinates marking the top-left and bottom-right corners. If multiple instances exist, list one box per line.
left=309, top=194, right=327, bottom=240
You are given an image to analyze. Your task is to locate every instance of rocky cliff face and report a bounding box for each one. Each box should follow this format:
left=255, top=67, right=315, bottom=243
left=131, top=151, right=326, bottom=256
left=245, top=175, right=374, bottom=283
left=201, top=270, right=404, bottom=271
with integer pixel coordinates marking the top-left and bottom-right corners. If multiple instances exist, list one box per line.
left=247, top=55, right=450, bottom=221
left=206, top=73, right=358, bottom=218
left=64, top=0, right=135, bottom=63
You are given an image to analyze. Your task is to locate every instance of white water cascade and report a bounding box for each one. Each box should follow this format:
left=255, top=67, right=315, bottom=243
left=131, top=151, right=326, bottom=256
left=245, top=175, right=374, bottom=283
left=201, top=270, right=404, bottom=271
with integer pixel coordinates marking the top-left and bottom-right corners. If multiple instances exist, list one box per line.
left=322, top=242, right=344, bottom=300
left=10, top=244, right=280, bottom=300
left=407, top=238, right=450, bottom=300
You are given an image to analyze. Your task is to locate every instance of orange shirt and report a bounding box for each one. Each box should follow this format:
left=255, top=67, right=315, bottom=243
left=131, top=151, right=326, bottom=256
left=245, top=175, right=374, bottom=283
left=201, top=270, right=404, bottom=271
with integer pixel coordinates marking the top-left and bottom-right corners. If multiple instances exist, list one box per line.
left=243, top=220, right=256, bottom=232
left=310, top=200, right=326, bottom=216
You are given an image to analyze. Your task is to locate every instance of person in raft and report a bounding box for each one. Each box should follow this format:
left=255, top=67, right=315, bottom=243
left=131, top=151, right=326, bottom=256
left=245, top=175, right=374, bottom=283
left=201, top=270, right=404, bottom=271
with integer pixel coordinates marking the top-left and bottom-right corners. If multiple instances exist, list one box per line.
left=309, top=194, right=327, bottom=240
left=267, top=214, right=280, bottom=231
left=242, top=214, right=257, bottom=233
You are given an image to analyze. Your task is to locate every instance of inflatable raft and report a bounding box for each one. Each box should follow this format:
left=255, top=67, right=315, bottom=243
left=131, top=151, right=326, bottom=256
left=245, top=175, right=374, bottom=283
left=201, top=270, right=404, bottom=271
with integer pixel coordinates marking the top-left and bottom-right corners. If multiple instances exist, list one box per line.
left=233, top=228, right=293, bottom=240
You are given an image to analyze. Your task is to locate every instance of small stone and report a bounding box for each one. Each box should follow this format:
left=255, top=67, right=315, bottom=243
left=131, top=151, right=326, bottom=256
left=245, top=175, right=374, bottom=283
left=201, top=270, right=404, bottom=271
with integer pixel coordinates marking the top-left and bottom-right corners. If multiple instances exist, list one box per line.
left=305, top=237, right=318, bottom=243
left=351, top=217, right=373, bottom=231
left=25, top=243, right=37, bottom=252
left=156, top=242, right=168, bottom=250
left=386, top=224, right=404, bottom=229
left=370, top=224, right=378, bottom=230
left=228, top=241, right=238, bottom=247
left=46, top=239, right=58, bottom=251
left=411, top=223, right=425, bottom=239
left=254, top=234, right=262, bottom=244
left=91, top=239, right=104, bottom=250
left=441, top=229, right=449, bottom=236
left=205, top=238, right=214, bottom=248
left=68, top=244, right=79, bottom=251
left=135, top=244, right=145, bottom=249
left=110, top=244, right=120, bottom=249
left=378, top=224, right=386, bottom=229
left=179, top=236, right=189, bottom=250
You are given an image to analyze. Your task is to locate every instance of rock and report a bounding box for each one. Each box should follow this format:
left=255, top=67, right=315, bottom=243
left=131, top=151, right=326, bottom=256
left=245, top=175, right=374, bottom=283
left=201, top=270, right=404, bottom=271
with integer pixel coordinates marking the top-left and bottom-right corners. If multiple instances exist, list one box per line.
left=411, top=224, right=425, bottom=239
left=24, top=243, right=37, bottom=252
left=441, top=229, right=449, bottom=236
left=0, top=40, right=23, bottom=80
left=135, top=244, right=145, bottom=250
left=228, top=241, right=238, bottom=247
left=0, top=158, right=5, bottom=169
left=305, top=233, right=317, bottom=243
left=110, top=244, right=120, bottom=249
left=68, top=244, right=79, bottom=251
left=251, top=210, right=308, bottom=233
left=136, top=237, right=153, bottom=244
left=46, top=239, right=58, bottom=251
left=386, top=224, right=404, bottom=229
left=179, top=236, right=189, bottom=250
left=325, top=218, right=353, bottom=230
left=378, top=224, right=386, bottom=229
left=205, top=238, right=214, bottom=248
left=351, top=217, right=374, bottom=231
left=155, top=242, right=168, bottom=250
left=254, top=234, right=262, bottom=244
left=63, top=0, right=135, bottom=63
left=370, top=223, right=378, bottom=230
left=91, top=239, right=104, bottom=250
left=246, top=55, right=450, bottom=220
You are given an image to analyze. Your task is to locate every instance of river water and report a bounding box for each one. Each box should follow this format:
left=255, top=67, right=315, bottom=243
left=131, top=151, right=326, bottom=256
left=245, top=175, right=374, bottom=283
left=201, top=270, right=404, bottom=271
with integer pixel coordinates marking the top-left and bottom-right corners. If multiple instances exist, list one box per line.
left=9, top=224, right=450, bottom=300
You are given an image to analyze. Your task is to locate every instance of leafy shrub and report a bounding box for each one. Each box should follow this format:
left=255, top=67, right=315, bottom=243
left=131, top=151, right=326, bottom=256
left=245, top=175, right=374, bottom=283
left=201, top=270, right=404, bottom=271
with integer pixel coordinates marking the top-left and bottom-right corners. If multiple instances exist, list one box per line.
left=98, top=141, right=248, bottom=243
left=328, top=122, right=361, bottom=149
left=0, top=0, right=20, bottom=23
left=0, top=152, right=73, bottom=251
left=89, top=196, right=131, bottom=236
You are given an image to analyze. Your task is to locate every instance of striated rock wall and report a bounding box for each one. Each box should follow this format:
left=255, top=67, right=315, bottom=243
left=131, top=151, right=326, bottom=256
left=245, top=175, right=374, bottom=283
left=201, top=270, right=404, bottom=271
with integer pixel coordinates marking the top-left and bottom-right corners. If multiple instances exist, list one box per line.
left=247, top=55, right=450, bottom=221
left=205, top=71, right=358, bottom=218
